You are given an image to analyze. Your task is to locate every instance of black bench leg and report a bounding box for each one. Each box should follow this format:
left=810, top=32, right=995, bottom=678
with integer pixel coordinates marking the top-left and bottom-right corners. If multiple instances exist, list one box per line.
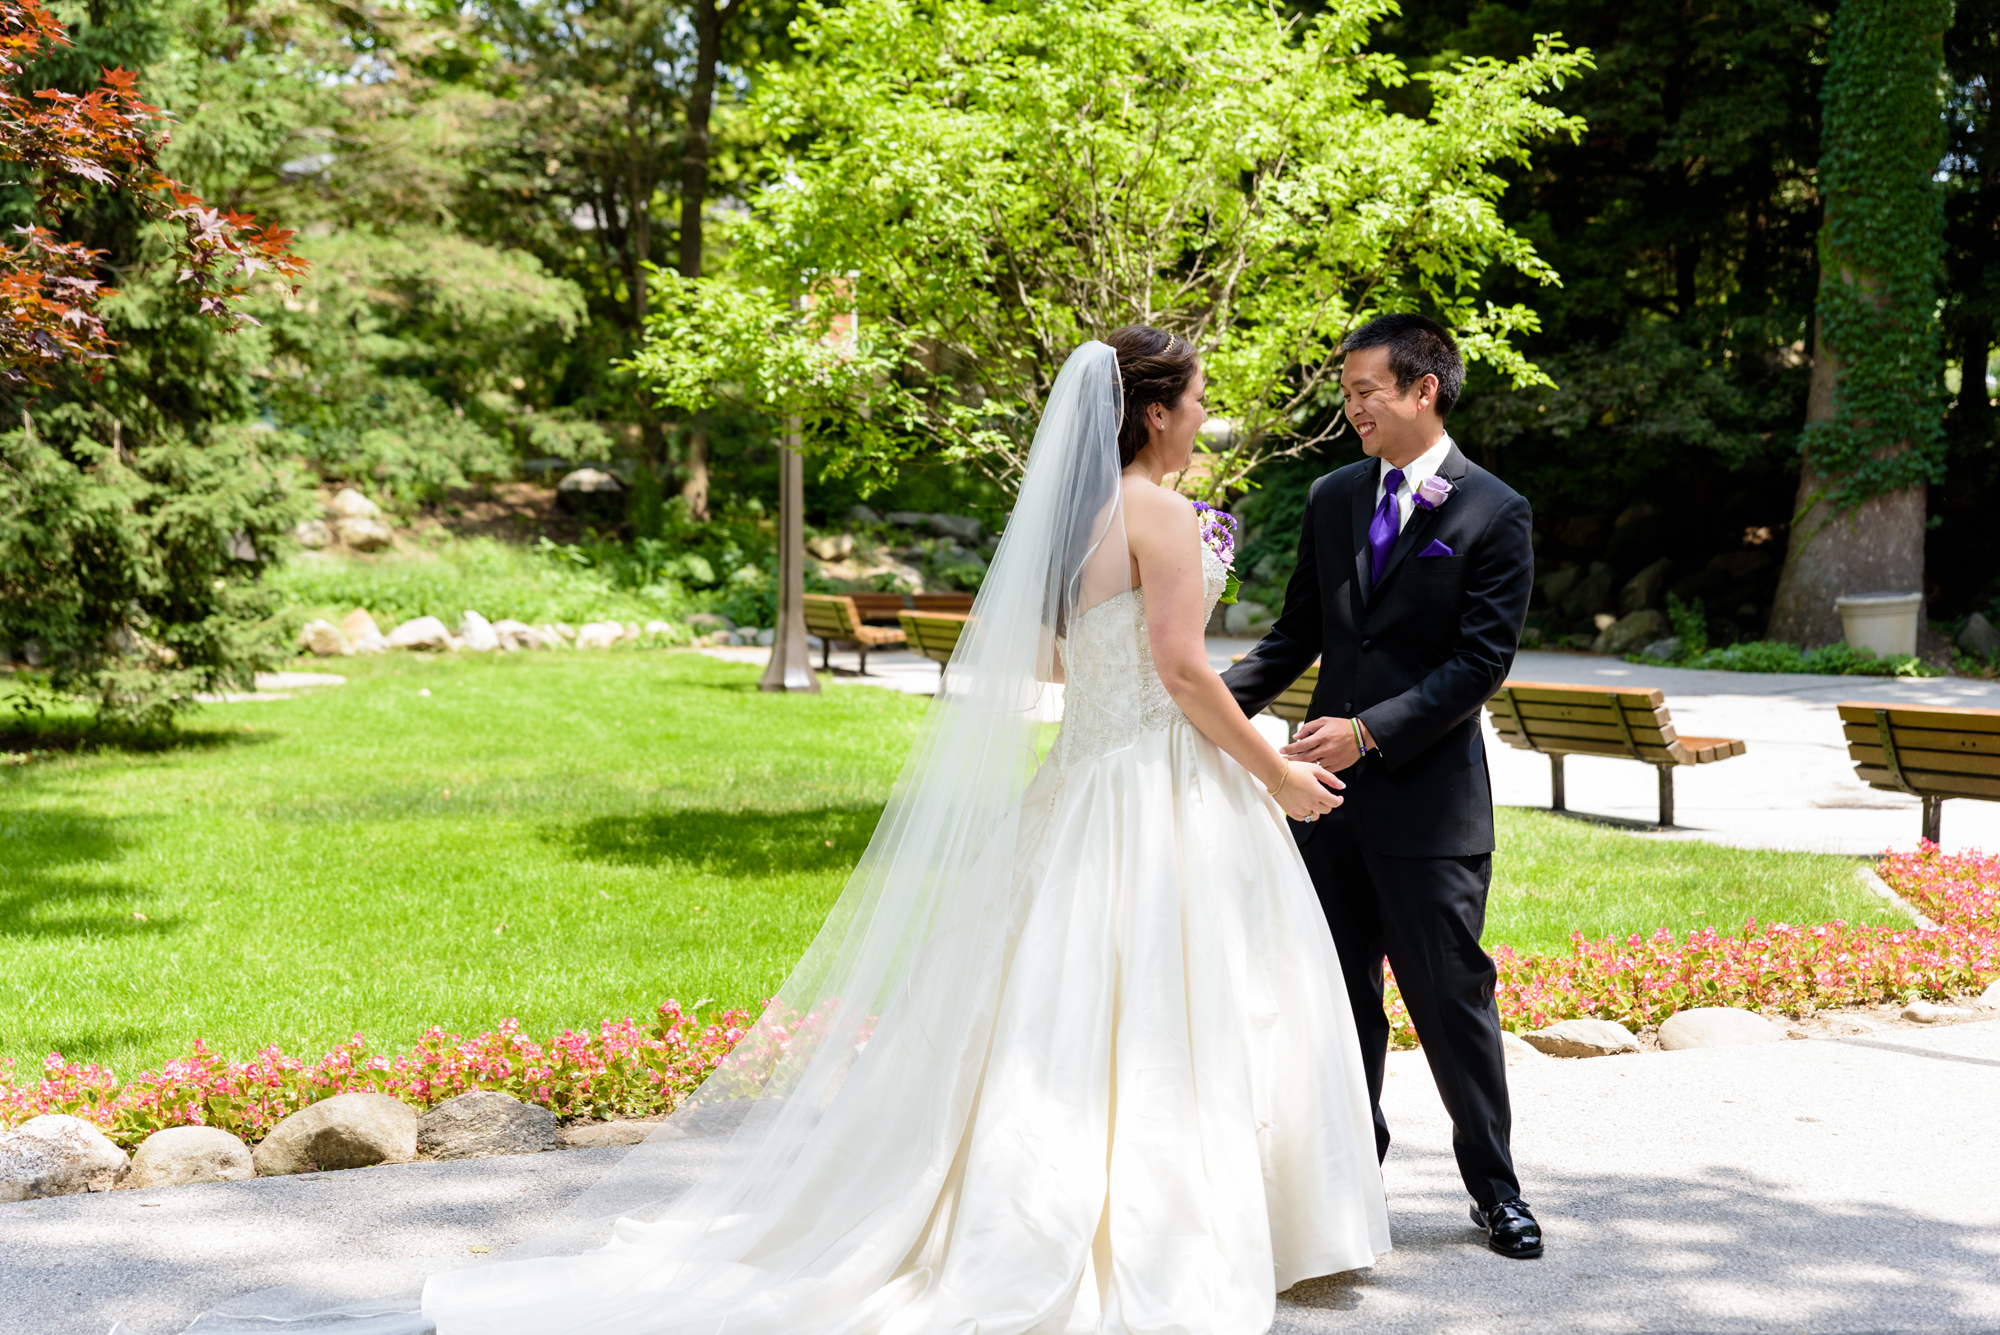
left=821, top=639, right=832, bottom=672
left=1923, top=795, right=1943, bottom=845
left=1656, top=765, right=1675, bottom=828
left=1549, top=754, right=1566, bottom=812
left=858, top=645, right=869, bottom=676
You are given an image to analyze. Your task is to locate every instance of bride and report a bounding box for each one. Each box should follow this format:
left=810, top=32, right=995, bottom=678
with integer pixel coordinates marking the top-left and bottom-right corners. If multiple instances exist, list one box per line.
left=176, top=333, right=1389, bottom=1335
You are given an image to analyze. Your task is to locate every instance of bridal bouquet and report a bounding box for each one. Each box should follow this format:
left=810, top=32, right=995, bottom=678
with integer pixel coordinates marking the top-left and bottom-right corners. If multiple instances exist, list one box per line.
left=1191, top=501, right=1240, bottom=606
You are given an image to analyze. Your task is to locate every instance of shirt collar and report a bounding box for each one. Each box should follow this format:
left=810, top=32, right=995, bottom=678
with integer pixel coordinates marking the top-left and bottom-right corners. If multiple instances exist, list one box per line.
left=1379, top=433, right=1453, bottom=492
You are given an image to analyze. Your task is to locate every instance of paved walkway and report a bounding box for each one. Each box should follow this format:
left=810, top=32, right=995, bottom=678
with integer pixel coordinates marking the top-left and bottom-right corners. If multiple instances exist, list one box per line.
left=10, top=1020, right=1996, bottom=1334
left=715, top=642, right=2000, bottom=856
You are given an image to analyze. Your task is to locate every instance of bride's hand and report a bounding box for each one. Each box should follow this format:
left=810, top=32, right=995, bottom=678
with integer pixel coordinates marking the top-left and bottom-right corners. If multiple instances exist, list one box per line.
left=1272, top=760, right=1343, bottom=822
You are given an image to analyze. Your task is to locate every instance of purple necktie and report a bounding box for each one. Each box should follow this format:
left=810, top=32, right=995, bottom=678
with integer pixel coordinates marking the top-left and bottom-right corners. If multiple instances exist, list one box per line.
left=1369, top=467, right=1404, bottom=586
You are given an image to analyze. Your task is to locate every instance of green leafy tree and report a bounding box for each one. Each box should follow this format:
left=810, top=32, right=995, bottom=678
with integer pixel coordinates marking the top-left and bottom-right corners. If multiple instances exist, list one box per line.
left=632, top=0, right=1589, bottom=499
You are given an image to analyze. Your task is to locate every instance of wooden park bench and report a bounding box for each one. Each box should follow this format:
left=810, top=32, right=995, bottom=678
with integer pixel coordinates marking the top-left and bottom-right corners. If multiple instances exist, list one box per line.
left=1485, top=681, right=1746, bottom=827
left=846, top=592, right=912, bottom=626
left=801, top=594, right=906, bottom=675
left=1839, top=700, right=2000, bottom=843
left=898, top=611, right=968, bottom=680
left=911, top=592, right=975, bottom=614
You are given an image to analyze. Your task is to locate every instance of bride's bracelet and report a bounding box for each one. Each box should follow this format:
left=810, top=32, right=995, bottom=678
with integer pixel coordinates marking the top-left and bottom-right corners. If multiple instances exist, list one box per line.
left=1267, top=764, right=1290, bottom=799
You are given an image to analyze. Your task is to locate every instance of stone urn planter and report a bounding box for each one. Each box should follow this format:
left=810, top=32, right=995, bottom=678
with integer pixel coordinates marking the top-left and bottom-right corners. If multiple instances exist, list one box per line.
left=1834, top=592, right=1922, bottom=658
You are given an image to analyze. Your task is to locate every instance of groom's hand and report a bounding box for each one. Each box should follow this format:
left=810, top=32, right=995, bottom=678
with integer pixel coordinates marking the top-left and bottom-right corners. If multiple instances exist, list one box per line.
left=1284, top=715, right=1374, bottom=771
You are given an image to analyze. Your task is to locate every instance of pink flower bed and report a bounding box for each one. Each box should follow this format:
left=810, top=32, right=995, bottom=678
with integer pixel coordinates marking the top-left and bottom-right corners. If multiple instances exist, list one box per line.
left=6, top=847, right=1997, bottom=1141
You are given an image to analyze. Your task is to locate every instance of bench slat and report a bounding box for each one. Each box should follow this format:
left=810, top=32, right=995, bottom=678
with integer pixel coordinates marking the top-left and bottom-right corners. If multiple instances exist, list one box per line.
left=1837, top=701, right=2000, bottom=734
left=1489, top=716, right=1678, bottom=747
left=1494, top=699, right=1673, bottom=728
left=1492, top=734, right=1683, bottom=764
left=1842, top=723, right=2000, bottom=756
left=1848, top=743, right=2000, bottom=779
left=1497, top=680, right=1667, bottom=707
left=1855, top=764, right=2000, bottom=800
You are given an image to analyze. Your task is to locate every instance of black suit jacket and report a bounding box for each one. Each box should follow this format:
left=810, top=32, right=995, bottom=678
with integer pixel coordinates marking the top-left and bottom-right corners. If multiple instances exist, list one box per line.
left=1223, top=441, right=1533, bottom=858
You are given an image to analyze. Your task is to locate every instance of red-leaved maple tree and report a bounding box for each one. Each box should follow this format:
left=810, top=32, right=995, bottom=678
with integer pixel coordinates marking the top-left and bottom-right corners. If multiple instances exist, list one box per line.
left=0, top=0, right=304, bottom=384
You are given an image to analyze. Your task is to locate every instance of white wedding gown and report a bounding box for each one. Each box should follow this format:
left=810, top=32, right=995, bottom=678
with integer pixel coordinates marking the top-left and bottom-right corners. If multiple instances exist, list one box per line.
left=420, top=543, right=1387, bottom=1335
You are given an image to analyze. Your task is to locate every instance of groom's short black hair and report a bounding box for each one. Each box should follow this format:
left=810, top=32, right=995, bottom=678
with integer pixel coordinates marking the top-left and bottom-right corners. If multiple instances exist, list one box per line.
left=1338, top=314, right=1463, bottom=420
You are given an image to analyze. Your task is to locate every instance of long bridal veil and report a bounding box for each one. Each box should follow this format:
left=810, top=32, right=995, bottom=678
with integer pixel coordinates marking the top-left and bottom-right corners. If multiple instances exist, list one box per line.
left=159, top=341, right=1139, bottom=1335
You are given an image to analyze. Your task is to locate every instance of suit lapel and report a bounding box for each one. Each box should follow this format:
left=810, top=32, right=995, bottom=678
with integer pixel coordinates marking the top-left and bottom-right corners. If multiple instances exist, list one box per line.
left=1366, top=441, right=1470, bottom=607
left=1350, top=463, right=1376, bottom=618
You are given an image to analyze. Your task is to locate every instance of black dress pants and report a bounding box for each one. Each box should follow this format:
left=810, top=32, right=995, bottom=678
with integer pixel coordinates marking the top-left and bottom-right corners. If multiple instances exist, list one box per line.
left=1297, top=809, right=1520, bottom=1210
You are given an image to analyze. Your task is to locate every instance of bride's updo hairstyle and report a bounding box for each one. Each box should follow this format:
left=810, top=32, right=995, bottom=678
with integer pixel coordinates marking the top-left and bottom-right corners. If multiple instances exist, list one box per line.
left=1105, top=325, right=1200, bottom=468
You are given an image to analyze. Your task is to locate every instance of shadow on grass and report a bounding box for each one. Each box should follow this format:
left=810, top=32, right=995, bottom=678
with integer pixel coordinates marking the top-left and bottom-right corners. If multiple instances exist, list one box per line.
left=0, top=809, right=172, bottom=941
left=0, top=716, right=271, bottom=758
left=561, top=805, right=884, bottom=875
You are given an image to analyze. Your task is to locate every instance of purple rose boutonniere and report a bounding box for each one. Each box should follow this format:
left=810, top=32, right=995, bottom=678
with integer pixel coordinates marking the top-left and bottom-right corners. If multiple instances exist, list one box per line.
left=1413, top=474, right=1455, bottom=512
left=1191, top=500, right=1241, bottom=606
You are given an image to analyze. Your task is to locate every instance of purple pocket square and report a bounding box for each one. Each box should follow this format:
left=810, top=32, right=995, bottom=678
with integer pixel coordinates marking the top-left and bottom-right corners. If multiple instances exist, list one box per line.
left=1418, top=539, right=1455, bottom=557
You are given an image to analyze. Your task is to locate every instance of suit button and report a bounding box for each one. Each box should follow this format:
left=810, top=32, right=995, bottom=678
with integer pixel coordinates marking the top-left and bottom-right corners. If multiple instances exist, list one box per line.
left=1343, top=702, right=1354, bottom=713
left=1361, top=639, right=1373, bottom=651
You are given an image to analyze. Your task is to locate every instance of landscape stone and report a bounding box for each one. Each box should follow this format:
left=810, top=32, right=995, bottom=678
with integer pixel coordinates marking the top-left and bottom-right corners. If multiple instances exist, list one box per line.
left=1592, top=608, right=1670, bottom=656
left=251, top=1092, right=417, bottom=1176
left=685, top=613, right=734, bottom=632
left=386, top=616, right=455, bottom=651
left=929, top=513, right=984, bottom=544
left=1978, top=977, right=2000, bottom=1010
left=458, top=611, right=500, bottom=653
left=1958, top=613, right=2000, bottom=660
left=1501, top=1031, right=1548, bottom=1066
left=574, top=622, right=622, bottom=650
left=1640, top=636, right=1684, bottom=661
left=126, top=1126, right=254, bottom=1189
left=883, top=510, right=931, bottom=528
left=533, top=624, right=570, bottom=649
left=1521, top=1018, right=1639, bottom=1058
left=622, top=622, right=641, bottom=642
left=643, top=620, right=674, bottom=638
left=556, top=468, right=623, bottom=518
left=292, top=520, right=333, bottom=549
left=1620, top=558, right=1674, bottom=613
left=1561, top=563, right=1618, bottom=618
left=806, top=534, right=855, bottom=561
left=333, top=516, right=394, bottom=552
left=560, top=1121, right=661, bottom=1149
left=298, top=620, right=354, bottom=657
left=847, top=504, right=883, bottom=526
left=1537, top=565, right=1582, bottom=608
left=417, top=1091, right=561, bottom=1160
left=1901, top=1000, right=1943, bottom=1024
left=755, top=628, right=775, bottom=647
left=490, top=619, right=545, bottom=651
left=340, top=609, right=383, bottom=642
left=1224, top=600, right=1274, bottom=638
left=0, top=1115, right=130, bottom=1200
left=1657, top=1007, right=1784, bottom=1051
left=328, top=488, right=381, bottom=520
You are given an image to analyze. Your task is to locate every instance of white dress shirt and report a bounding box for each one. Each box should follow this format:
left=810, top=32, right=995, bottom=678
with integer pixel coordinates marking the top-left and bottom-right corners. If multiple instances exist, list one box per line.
left=1372, top=433, right=1454, bottom=534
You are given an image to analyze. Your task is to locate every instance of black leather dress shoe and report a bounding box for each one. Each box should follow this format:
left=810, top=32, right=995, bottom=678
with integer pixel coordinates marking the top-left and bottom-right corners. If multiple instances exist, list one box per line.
left=1470, top=1199, right=1543, bottom=1258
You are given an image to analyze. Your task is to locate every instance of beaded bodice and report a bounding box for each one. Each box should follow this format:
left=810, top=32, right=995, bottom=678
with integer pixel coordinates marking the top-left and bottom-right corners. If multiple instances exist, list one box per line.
left=1051, top=545, right=1230, bottom=768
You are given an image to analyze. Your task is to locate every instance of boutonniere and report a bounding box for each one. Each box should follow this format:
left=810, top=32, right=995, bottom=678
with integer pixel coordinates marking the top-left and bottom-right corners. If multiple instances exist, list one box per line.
left=1191, top=500, right=1242, bottom=605
left=1413, top=475, right=1455, bottom=511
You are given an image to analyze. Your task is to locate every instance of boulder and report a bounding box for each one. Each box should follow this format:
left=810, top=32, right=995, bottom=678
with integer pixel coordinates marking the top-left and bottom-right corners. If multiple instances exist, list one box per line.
left=333, top=517, right=394, bottom=552
left=126, top=1126, right=254, bottom=1189
left=328, top=488, right=381, bottom=520
left=534, top=624, right=570, bottom=649
left=929, top=514, right=984, bottom=545
left=1978, top=977, right=2000, bottom=1010
left=1657, top=1007, right=1784, bottom=1051
left=1901, top=999, right=1943, bottom=1024
left=1560, top=563, right=1617, bottom=619
left=0, top=1115, right=130, bottom=1200
left=1592, top=608, right=1670, bottom=656
left=417, top=1091, right=561, bottom=1160
left=883, top=510, right=931, bottom=529
left=1620, top=558, right=1674, bottom=613
left=642, top=620, right=675, bottom=638
left=755, top=628, right=775, bottom=647
left=1537, top=565, right=1581, bottom=608
left=293, top=520, right=333, bottom=550
left=556, top=468, right=624, bottom=518
left=806, top=534, right=856, bottom=561
left=458, top=611, right=500, bottom=653
left=847, top=504, right=883, bottom=526
left=298, top=620, right=354, bottom=658
left=1224, top=600, right=1274, bottom=638
left=1521, top=1018, right=1639, bottom=1058
left=1958, top=613, right=2000, bottom=661
left=561, top=1121, right=661, bottom=1149
left=621, top=622, right=641, bottom=642
left=387, top=616, right=455, bottom=652
left=1501, top=1031, right=1548, bottom=1066
left=340, top=609, right=383, bottom=642
left=1639, top=636, right=1684, bottom=662
left=574, top=622, right=622, bottom=650
left=686, top=613, right=734, bottom=633
left=490, top=619, right=545, bottom=651
left=251, top=1092, right=417, bottom=1176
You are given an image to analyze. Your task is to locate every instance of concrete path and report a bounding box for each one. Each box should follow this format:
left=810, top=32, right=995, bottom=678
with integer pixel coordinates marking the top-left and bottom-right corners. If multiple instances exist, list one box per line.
left=712, top=642, right=2000, bottom=856
left=9, top=1020, right=1996, bottom=1334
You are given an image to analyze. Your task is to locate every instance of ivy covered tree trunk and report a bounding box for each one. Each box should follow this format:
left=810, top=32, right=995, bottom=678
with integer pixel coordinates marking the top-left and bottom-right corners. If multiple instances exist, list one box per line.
left=1769, top=0, right=1950, bottom=647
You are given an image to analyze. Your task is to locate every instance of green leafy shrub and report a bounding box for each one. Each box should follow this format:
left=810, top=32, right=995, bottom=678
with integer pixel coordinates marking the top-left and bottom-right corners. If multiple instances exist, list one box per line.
left=1665, top=593, right=1709, bottom=658
left=1681, top=639, right=1940, bottom=678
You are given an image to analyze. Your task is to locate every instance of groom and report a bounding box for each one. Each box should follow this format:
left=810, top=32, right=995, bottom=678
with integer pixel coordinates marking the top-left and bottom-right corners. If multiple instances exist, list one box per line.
left=1222, top=314, right=1540, bottom=1259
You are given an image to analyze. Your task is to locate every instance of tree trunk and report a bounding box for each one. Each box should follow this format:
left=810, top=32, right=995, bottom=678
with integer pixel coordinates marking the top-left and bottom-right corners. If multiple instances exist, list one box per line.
left=1768, top=319, right=1928, bottom=646
left=673, top=0, right=732, bottom=522
left=681, top=428, right=711, bottom=520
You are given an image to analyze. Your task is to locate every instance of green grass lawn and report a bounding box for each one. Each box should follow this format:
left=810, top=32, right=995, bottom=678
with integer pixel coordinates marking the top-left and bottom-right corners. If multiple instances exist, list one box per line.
left=1, top=651, right=1899, bottom=1076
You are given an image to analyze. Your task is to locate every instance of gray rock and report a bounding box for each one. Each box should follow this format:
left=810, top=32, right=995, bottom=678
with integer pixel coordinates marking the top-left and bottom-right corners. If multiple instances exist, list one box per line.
left=298, top=619, right=354, bottom=658
left=1592, top=608, right=1670, bottom=655
left=1224, top=600, right=1274, bottom=638
left=1501, top=1031, right=1549, bottom=1066
left=339, top=609, right=383, bottom=643
left=560, top=1121, right=662, bottom=1149
left=1521, top=1018, right=1640, bottom=1058
left=883, top=510, right=931, bottom=529
left=125, top=1126, right=254, bottom=1189
left=556, top=468, right=624, bottom=518
left=1640, top=636, right=1684, bottom=662
left=1538, top=565, right=1582, bottom=608
left=0, top=1115, right=130, bottom=1200
left=1978, top=977, right=2000, bottom=1010
left=847, top=504, right=883, bottom=526
left=417, top=1091, right=561, bottom=1160
left=328, top=488, right=380, bottom=520
left=251, top=1092, right=417, bottom=1176
left=386, top=616, right=454, bottom=652
left=806, top=534, right=855, bottom=561
left=1561, top=563, right=1618, bottom=618
left=458, top=610, right=500, bottom=653
left=1657, top=1007, right=1785, bottom=1051
left=1901, top=999, right=1943, bottom=1024
left=685, top=613, right=735, bottom=632
left=928, top=513, right=985, bottom=545
left=574, top=622, right=622, bottom=649
left=642, top=619, right=675, bottom=638
left=333, top=516, right=394, bottom=552
left=1958, top=612, right=2000, bottom=660
left=489, top=618, right=545, bottom=651
left=755, top=627, right=775, bottom=647
left=292, top=519, right=333, bottom=549
left=1620, top=558, right=1674, bottom=613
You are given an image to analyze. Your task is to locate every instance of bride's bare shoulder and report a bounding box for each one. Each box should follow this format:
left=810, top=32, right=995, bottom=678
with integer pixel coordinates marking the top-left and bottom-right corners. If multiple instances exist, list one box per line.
left=1119, top=475, right=1196, bottom=526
